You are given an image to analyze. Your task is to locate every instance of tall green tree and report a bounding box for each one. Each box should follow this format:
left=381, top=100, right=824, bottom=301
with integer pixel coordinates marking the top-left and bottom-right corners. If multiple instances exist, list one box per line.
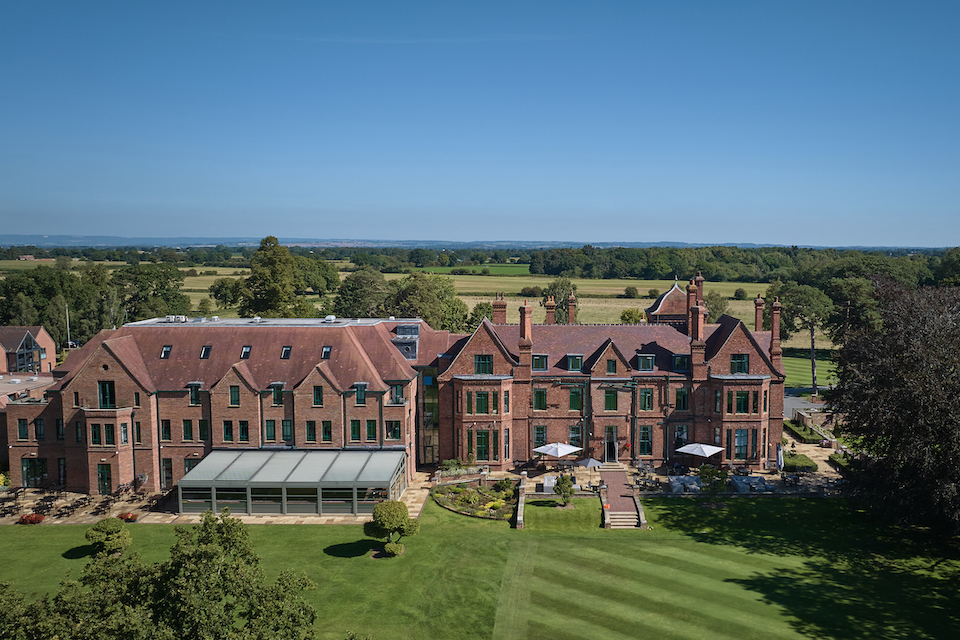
left=333, top=268, right=389, bottom=318
left=0, top=509, right=317, bottom=639
left=541, top=277, right=578, bottom=324
left=780, top=284, right=834, bottom=396
left=239, top=236, right=316, bottom=318
left=385, top=272, right=468, bottom=332
left=113, top=263, right=191, bottom=321
left=703, top=289, right=728, bottom=319
left=833, top=282, right=960, bottom=535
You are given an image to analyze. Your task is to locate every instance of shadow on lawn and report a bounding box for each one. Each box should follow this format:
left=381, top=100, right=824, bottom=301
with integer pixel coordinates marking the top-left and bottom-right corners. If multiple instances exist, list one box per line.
left=323, top=539, right=379, bottom=558
left=62, top=544, right=95, bottom=560
left=649, top=498, right=960, bottom=640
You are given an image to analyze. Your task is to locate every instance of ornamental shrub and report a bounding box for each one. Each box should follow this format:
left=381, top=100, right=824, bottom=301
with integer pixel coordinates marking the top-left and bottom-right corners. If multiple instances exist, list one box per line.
left=383, top=542, right=403, bottom=557
left=86, top=516, right=132, bottom=556
left=783, top=452, right=818, bottom=473
left=494, top=477, right=514, bottom=492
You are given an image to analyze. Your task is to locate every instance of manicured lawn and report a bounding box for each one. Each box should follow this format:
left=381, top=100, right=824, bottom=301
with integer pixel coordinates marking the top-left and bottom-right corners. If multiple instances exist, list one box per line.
left=2, top=498, right=957, bottom=639
left=782, top=349, right=837, bottom=389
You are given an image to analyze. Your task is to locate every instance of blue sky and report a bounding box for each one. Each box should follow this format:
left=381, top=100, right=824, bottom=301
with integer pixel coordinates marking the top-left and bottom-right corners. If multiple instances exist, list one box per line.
left=1, top=1, right=958, bottom=247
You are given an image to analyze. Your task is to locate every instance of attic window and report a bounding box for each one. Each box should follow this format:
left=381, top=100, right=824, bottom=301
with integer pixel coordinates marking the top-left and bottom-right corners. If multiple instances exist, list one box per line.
left=321, top=346, right=331, bottom=360
left=240, top=345, right=251, bottom=359
left=532, top=355, right=548, bottom=371
left=200, top=345, right=211, bottom=359
left=673, top=355, right=691, bottom=372
left=637, top=355, right=654, bottom=371
left=567, top=355, right=583, bottom=371
left=280, top=346, right=292, bottom=360
left=160, top=345, right=172, bottom=359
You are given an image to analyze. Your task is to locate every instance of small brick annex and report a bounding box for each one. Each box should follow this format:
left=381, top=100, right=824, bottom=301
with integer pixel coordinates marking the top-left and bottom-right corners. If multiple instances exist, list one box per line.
left=437, top=277, right=785, bottom=473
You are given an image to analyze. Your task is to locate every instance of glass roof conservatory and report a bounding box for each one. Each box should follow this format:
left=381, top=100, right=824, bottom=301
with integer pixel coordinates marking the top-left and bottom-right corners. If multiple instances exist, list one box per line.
left=177, top=449, right=407, bottom=515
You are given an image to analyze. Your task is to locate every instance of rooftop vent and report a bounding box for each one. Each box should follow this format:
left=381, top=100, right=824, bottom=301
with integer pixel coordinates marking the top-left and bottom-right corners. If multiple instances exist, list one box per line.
left=176, top=315, right=188, bottom=323
left=165, top=315, right=176, bottom=322
left=28, top=376, right=38, bottom=381
left=211, top=316, right=220, bottom=321
left=324, top=315, right=336, bottom=322
left=10, top=378, right=21, bottom=384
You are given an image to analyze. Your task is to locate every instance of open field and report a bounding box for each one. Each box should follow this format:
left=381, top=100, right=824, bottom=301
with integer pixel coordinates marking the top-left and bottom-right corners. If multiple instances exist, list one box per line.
left=0, top=498, right=956, bottom=639
left=415, top=263, right=532, bottom=276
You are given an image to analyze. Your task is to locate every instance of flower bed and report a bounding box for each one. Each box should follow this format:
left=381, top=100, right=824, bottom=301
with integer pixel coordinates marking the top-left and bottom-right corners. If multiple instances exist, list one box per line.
left=431, top=480, right=517, bottom=520
left=118, top=512, right=138, bottom=523
left=17, top=513, right=45, bottom=525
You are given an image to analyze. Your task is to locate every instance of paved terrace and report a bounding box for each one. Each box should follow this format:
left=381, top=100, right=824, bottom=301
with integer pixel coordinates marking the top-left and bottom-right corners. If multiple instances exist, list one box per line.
left=0, top=472, right=433, bottom=526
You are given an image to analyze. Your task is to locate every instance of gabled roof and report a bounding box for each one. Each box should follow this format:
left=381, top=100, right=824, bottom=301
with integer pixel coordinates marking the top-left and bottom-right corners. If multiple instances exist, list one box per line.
left=489, top=323, right=703, bottom=375
left=51, top=319, right=447, bottom=394
left=585, top=338, right=632, bottom=373
left=0, top=326, right=45, bottom=352
left=705, top=314, right=782, bottom=375
left=646, top=282, right=688, bottom=316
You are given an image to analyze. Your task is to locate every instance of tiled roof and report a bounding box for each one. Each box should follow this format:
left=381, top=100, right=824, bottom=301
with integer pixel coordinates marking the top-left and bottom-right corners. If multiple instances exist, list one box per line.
left=489, top=323, right=706, bottom=374
left=51, top=319, right=457, bottom=393
left=0, top=326, right=44, bottom=351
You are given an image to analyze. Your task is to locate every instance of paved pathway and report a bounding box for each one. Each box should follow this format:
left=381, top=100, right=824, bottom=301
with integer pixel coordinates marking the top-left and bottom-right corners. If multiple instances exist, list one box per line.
left=599, top=470, right=635, bottom=511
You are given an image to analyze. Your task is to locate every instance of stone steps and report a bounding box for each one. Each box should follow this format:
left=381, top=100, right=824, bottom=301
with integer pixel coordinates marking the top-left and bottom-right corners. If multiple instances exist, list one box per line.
left=607, top=510, right=639, bottom=529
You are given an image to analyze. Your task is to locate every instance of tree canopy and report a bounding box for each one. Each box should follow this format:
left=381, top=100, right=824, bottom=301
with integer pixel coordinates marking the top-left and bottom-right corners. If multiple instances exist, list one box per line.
left=0, top=509, right=317, bottom=639
left=238, top=236, right=318, bottom=318
left=541, top=277, right=578, bottom=324
left=832, top=281, right=960, bottom=535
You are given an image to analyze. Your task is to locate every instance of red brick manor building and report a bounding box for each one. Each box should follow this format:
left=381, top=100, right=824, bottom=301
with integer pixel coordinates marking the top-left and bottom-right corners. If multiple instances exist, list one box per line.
left=4, top=276, right=784, bottom=508
left=438, top=276, right=785, bottom=473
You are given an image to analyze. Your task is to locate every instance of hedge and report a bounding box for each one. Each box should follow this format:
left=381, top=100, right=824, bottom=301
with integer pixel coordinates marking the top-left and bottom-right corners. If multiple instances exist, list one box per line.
left=783, top=420, right=822, bottom=445
left=782, top=452, right=818, bottom=473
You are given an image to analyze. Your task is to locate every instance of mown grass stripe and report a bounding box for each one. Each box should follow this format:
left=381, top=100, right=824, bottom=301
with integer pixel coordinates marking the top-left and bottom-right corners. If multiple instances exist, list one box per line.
left=491, top=540, right=537, bottom=640
left=531, top=564, right=795, bottom=640
left=530, top=578, right=793, bottom=639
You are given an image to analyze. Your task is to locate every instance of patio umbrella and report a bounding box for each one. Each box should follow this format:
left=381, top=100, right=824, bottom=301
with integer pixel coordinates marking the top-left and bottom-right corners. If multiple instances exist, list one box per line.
left=576, top=457, right=603, bottom=468
left=776, top=443, right=784, bottom=472
left=674, top=443, right=724, bottom=458
left=533, top=442, right=583, bottom=458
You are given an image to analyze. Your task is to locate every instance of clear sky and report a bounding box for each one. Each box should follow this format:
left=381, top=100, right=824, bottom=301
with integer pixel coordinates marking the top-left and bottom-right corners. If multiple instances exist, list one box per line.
left=1, top=1, right=958, bottom=247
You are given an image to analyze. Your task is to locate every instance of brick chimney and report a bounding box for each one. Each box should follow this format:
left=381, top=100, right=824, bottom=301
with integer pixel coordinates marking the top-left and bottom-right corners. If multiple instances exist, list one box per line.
left=686, top=280, right=698, bottom=335
left=691, top=306, right=707, bottom=381
left=492, top=293, right=507, bottom=324
left=690, top=305, right=705, bottom=342
left=567, top=292, right=576, bottom=324
left=517, top=301, right=533, bottom=380
left=770, top=297, right=783, bottom=373
left=694, top=271, right=705, bottom=305
left=754, top=294, right=764, bottom=331
left=544, top=296, right=556, bottom=324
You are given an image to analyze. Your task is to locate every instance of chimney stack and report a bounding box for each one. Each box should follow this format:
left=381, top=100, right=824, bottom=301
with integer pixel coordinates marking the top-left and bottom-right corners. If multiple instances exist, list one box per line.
left=520, top=301, right=533, bottom=345
left=492, top=293, right=507, bottom=324
left=686, top=280, right=698, bottom=335
left=770, top=297, right=783, bottom=372
left=567, top=292, right=577, bottom=324
left=754, top=294, right=764, bottom=331
left=544, top=296, right=556, bottom=324
left=694, top=271, right=705, bottom=305
left=691, top=305, right=705, bottom=342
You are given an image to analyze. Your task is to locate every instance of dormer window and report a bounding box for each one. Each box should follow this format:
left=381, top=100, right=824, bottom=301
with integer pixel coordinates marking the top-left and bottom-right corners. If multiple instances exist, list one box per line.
left=321, top=346, right=331, bottom=359
left=606, top=359, right=616, bottom=374
left=637, top=355, right=654, bottom=371
left=280, top=346, right=292, bottom=360
left=200, top=345, right=211, bottom=359
left=240, top=345, right=251, bottom=359
left=567, top=355, right=583, bottom=371
left=532, top=355, right=548, bottom=371
left=160, top=345, right=172, bottom=359
left=271, top=384, right=284, bottom=406
left=673, top=355, right=691, bottom=372
left=188, top=383, right=201, bottom=405
left=355, top=383, right=367, bottom=406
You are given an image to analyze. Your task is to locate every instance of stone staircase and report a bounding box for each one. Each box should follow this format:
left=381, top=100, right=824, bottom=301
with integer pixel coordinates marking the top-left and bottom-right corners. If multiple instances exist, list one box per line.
left=606, top=510, right=640, bottom=529
left=598, top=461, right=628, bottom=472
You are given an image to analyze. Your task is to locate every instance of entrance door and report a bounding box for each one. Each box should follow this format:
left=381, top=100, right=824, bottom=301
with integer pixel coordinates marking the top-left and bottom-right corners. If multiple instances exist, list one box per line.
left=97, top=464, right=112, bottom=495
left=605, top=426, right=617, bottom=462
left=21, top=458, right=47, bottom=488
